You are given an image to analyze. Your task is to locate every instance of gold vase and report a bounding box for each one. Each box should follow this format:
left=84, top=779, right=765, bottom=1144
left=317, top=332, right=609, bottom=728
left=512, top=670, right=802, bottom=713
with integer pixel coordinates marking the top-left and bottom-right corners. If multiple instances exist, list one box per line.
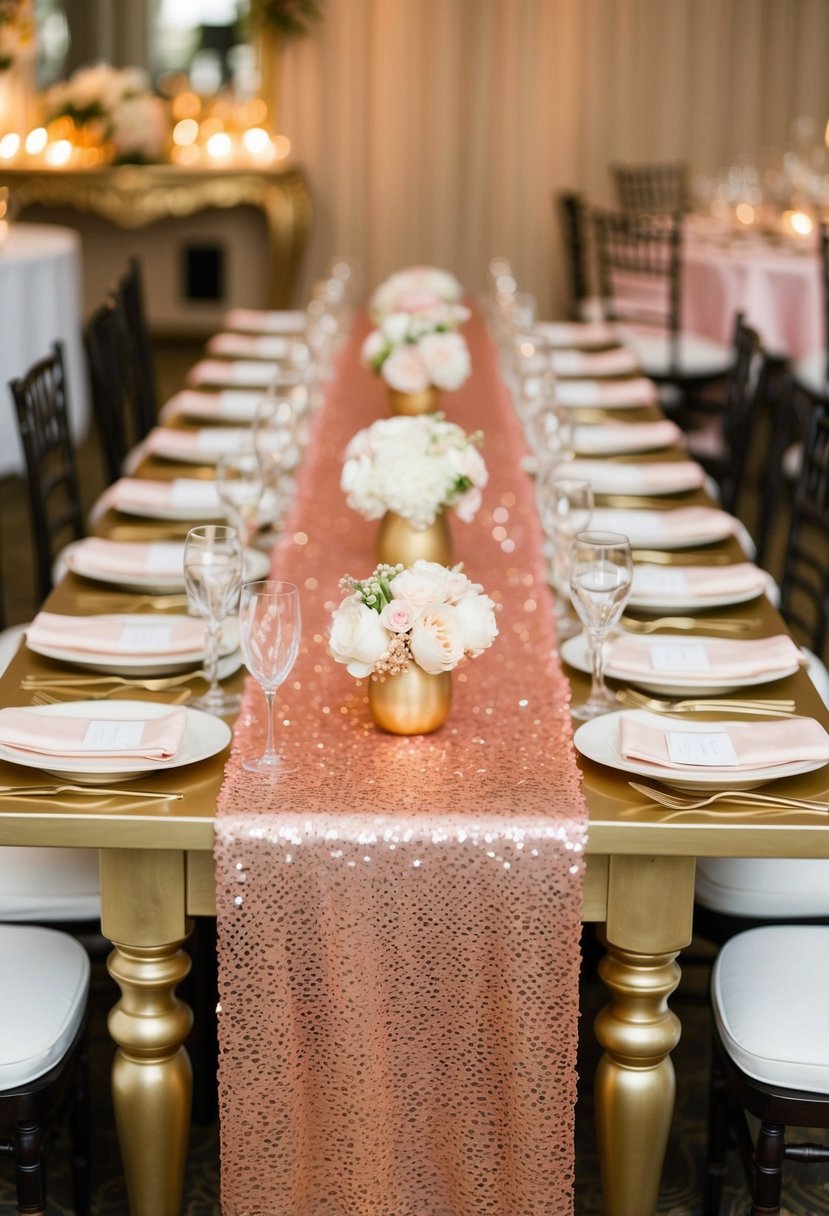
left=375, top=510, right=452, bottom=567
left=368, top=666, right=452, bottom=735
left=387, top=386, right=440, bottom=416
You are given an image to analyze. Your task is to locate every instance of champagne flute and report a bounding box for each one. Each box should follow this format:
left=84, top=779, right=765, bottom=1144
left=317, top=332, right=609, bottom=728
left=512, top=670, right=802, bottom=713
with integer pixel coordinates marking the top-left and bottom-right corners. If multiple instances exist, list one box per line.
left=569, top=531, right=633, bottom=720
left=537, top=476, right=594, bottom=640
left=238, top=580, right=301, bottom=773
left=183, top=525, right=243, bottom=716
left=215, top=446, right=265, bottom=549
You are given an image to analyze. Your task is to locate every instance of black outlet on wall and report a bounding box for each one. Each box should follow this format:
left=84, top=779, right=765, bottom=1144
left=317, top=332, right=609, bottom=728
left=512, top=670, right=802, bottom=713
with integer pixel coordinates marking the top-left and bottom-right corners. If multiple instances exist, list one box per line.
left=183, top=244, right=225, bottom=301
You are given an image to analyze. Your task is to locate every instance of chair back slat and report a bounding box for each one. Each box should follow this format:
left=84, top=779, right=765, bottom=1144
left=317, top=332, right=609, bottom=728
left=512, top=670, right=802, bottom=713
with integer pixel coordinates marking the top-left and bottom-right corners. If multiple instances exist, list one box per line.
left=117, top=257, right=157, bottom=437
left=611, top=161, right=691, bottom=214
left=84, top=296, right=136, bottom=484
left=593, top=209, right=682, bottom=348
left=780, top=400, right=829, bottom=657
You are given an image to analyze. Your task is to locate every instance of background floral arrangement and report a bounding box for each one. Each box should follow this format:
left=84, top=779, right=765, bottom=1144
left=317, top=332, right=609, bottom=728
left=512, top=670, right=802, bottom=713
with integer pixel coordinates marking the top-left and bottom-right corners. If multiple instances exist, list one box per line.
left=43, top=64, right=170, bottom=164
left=370, top=265, right=464, bottom=320
left=341, top=414, right=487, bottom=529
left=0, top=0, right=33, bottom=72
left=361, top=314, right=471, bottom=394
left=328, top=560, right=498, bottom=678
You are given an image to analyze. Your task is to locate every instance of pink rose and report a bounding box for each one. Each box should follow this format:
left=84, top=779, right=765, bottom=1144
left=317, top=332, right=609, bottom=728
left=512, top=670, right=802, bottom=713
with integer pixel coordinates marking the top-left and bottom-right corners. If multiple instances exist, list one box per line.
left=418, top=332, right=471, bottom=392
left=379, top=598, right=417, bottom=634
left=381, top=346, right=430, bottom=393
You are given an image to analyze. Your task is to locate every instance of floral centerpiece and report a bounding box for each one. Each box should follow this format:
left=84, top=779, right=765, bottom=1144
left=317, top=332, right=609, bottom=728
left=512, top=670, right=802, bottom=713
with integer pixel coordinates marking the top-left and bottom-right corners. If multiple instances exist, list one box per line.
left=370, top=265, right=464, bottom=320
left=341, top=414, right=487, bottom=566
left=43, top=64, right=170, bottom=164
left=328, top=560, right=498, bottom=734
left=361, top=310, right=472, bottom=410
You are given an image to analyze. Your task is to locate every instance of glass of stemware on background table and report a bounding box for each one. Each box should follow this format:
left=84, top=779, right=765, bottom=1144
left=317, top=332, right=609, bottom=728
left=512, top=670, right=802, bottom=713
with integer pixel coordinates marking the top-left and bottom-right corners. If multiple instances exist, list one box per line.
left=183, top=525, right=243, bottom=716
left=215, top=447, right=266, bottom=549
left=238, top=580, right=301, bottom=774
left=569, top=530, right=633, bottom=720
left=538, top=476, right=594, bottom=642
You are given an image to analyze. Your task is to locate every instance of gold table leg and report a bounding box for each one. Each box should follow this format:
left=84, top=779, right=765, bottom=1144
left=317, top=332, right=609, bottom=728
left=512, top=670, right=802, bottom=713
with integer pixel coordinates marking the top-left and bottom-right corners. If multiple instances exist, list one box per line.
left=101, top=848, right=193, bottom=1216
left=594, top=855, right=696, bottom=1216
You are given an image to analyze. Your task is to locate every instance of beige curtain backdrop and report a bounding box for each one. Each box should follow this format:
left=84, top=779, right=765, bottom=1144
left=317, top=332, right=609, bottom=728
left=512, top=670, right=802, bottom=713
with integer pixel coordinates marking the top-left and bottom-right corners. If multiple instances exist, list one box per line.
left=277, top=0, right=829, bottom=316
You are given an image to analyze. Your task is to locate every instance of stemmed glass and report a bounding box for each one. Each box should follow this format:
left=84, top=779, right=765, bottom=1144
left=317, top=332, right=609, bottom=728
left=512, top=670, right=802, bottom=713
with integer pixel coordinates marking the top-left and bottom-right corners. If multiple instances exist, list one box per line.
left=251, top=388, right=308, bottom=535
left=238, top=580, right=301, bottom=773
left=183, top=525, right=243, bottom=716
left=537, top=476, right=594, bottom=640
left=215, top=447, right=265, bottom=549
left=569, top=531, right=633, bottom=720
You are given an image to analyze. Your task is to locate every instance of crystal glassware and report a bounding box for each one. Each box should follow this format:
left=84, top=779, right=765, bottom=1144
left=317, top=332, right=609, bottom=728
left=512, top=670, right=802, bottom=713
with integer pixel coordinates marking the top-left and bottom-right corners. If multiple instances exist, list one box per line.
left=537, top=476, right=593, bottom=641
left=238, top=580, right=301, bottom=773
left=569, top=530, right=633, bottom=720
left=215, top=446, right=265, bottom=549
left=183, top=525, right=243, bottom=716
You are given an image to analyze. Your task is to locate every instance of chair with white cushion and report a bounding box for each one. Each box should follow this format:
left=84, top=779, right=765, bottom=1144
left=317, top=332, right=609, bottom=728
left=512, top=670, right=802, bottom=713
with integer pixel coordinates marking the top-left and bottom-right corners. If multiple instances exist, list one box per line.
left=0, top=923, right=91, bottom=1214
left=704, top=925, right=829, bottom=1216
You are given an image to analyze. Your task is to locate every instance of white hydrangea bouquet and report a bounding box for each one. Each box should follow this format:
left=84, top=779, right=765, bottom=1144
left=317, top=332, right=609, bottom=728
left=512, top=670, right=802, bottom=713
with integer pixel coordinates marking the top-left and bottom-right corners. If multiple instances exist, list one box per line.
left=370, top=265, right=464, bottom=320
left=328, top=560, right=498, bottom=679
left=43, top=64, right=170, bottom=164
left=341, top=414, right=488, bottom=529
left=361, top=309, right=472, bottom=394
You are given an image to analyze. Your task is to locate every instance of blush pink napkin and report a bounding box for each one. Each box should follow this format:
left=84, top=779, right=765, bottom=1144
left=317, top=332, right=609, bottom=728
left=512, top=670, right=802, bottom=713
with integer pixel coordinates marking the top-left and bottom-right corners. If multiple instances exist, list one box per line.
left=144, top=427, right=250, bottom=461
left=573, top=419, right=683, bottom=454
left=0, top=706, right=186, bottom=760
left=556, top=376, right=658, bottom=407
left=566, top=458, right=705, bottom=494
left=608, top=633, right=804, bottom=680
left=65, top=538, right=185, bottom=579
left=26, top=612, right=206, bottom=656
left=105, top=477, right=221, bottom=515
left=213, top=312, right=589, bottom=1215
left=552, top=346, right=640, bottom=378
left=620, top=715, right=829, bottom=771
left=223, top=307, right=307, bottom=335
left=187, top=359, right=287, bottom=388
left=160, top=389, right=265, bottom=423
left=535, top=320, right=618, bottom=348
left=207, top=332, right=291, bottom=360
left=631, top=562, right=767, bottom=599
left=590, top=505, right=738, bottom=544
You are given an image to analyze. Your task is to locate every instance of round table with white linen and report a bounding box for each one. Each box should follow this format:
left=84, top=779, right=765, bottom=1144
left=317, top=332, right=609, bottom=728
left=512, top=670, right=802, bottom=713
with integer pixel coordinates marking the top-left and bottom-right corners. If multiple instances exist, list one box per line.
left=0, top=223, right=88, bottom=477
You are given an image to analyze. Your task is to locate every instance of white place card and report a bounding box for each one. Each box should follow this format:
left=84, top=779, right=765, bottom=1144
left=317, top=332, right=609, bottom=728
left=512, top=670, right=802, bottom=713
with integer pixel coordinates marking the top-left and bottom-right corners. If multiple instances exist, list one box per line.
left=228, top=361, right=275, bottom=385
left=119, top=625, right=173, bottom=652
left=633, top=568, right=690, bottom=595
left=83, top=719, right=146, bottom=750
left=171, top=481, right=220, bottom=508
left=650, top=642, right=711, bottom=672
left=666, top=730, right=739, bottom=767
left=147, top=543, right=186, bottom=573
left=557, top=381, right=599, bottom=405
left=196, top=429, right=248, bottom=453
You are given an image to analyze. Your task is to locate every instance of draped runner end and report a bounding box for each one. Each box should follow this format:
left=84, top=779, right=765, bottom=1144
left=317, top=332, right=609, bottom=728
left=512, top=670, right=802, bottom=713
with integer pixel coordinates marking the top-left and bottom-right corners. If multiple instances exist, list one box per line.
left=214, top=311, right=589, bottom=1215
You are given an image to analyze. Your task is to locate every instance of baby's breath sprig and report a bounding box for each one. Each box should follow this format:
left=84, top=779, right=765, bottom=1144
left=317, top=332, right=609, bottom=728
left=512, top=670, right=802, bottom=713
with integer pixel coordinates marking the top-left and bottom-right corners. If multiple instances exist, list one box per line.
left=372, top=634, right=411, bottom=681
left=338, top=563, right=404, bottom=614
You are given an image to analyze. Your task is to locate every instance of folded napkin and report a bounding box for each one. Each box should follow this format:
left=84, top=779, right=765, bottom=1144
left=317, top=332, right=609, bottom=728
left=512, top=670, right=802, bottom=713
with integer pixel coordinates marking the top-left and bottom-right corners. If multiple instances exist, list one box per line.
left=223, top=308, right=306, bottom=335
left=608, top=633, right=804, bottom=681
left=160, top=390, right=267, bottom=424
left=106, top=478, right=221, bottom=515
left=631, top=562, right=767, bottom=601
left=535, top=321, right=618, bottom=349
left=27, top=612, right=206, bottom=657
left=187, top=360, right=282, bottom=388
left=0, top=706, right=187, bottom=761
left=620, top=715, right=829, bottom=772
left=590, top=505, right=737, bottom=546
left=145, top=427, right=252, bottom=462
left=573, top=420, right=683, bottom=455
left=557, top=377, right=658, bottom=408
left=65, top=538, right=186, bottom=580
left=206, top=333, right=291, bottom=361
left=552, top=347, right=640, bottom=378
left=566, top=459, right=705, bottom=495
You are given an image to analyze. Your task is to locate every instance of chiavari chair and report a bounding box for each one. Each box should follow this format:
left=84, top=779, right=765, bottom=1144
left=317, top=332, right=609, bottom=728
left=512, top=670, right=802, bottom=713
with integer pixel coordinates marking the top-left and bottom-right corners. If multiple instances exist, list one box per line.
left=610, top=160, right=691, bottom=214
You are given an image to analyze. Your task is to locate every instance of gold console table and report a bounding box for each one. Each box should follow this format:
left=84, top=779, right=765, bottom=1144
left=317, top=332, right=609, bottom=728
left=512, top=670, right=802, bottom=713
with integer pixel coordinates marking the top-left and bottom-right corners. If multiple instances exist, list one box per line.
left=0, top=163, right=313, bottom=309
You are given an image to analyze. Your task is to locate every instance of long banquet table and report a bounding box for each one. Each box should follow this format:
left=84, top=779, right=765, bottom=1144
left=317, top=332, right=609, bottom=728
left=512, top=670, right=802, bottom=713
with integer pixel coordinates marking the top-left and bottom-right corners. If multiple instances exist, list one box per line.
left=0, top=311, right=827, bottom=1216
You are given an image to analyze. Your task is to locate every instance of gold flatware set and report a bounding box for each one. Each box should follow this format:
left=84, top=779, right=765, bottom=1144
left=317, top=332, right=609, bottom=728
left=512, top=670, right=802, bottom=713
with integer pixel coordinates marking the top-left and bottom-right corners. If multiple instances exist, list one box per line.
left=629, top=782, right=828, bottom=814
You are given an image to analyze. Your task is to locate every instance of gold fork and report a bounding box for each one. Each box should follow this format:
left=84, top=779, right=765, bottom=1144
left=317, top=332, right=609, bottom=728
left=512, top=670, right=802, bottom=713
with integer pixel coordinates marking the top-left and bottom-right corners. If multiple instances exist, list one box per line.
left=629, top=781, right=828, bottom=813
left=617, top=688, right=796, bottom=715
left=23, top=670, right=206, bottom=692
left=0, top=784, right=183, bottom=800
left=30, top=688, right=192, bottom=705
left=621, top=615, right=752, bottom=634
left=74, top=593, right=190, bottom=611
left=632, top=549, right=733, bottom=565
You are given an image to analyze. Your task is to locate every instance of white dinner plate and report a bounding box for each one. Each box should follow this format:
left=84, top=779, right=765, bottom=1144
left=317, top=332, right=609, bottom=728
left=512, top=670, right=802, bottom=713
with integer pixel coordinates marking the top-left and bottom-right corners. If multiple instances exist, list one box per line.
left=573, top=709, right=827, bottom=792
left=64, top=542, right=270, bottom=593
left=0, top=701, right=232, bottom=785
left=26, top=615, right=241, bottom=676
left=627, top=568, right=772, bottom=612
left=588, top=507, right=741, bottom=550
left=560, top=631, right=802, bottom=696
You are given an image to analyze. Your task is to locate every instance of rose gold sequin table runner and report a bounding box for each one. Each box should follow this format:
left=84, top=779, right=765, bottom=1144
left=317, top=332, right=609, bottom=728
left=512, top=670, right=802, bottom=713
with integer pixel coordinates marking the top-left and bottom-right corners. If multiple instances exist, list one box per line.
left=215, top=312, right=589, bottom=1215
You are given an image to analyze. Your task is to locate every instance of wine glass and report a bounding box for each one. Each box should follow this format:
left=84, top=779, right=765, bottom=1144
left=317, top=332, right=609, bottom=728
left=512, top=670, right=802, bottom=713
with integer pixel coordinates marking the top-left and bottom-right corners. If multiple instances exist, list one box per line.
left=183, top=525, right=244, bottom=716
left=537, top=476, right=594, bottom=640
left=215, top=446, right=265, bottom=548
left=238, top=580, right=301, bottom=773
left=569, top=531, right=633, bottom=720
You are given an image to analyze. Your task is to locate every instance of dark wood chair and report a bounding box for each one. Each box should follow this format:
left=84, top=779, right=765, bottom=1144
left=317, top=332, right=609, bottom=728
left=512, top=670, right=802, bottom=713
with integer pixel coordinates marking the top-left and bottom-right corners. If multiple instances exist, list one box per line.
left=610, top=160, right=691, bottom=214
left=779, top=395, right=829, bottom=658
left=116, top=257, right=158, bottom=437
left=83, top=294, right=147, bottom=485
left=555, top=191, right=602, bottom=322
left=704, top=925, right=829, bottom=1216
left=9, top=343, right=85, bottom=604
left=791, top=221, right=829, bottom=401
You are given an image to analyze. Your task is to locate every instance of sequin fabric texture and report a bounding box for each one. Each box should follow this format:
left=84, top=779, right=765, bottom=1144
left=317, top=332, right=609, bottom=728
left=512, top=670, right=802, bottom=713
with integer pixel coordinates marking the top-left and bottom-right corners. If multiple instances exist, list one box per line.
left=215, top=312, right=589, bottom=1215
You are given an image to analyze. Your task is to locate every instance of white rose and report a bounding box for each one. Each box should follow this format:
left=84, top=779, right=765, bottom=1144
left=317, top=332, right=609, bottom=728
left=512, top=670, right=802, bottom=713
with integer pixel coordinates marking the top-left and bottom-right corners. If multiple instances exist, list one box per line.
left=418, top=332, right=471, bottom=392
left=328, top=597, right=390, bottom=678
left=453, top=486, right=482, bottom=523
left=379, top=312, right=412, bottom=345
left=445, top=443, right=488, bottom=488
left=361, top=329, right=387, bottom=367
left=454, top=590, right=498, bottom=656
left=381, top=346, right=430, bottom=393
left=410, top=604, right=466, bottom=674
left=391, top=562, right=451, bottom=607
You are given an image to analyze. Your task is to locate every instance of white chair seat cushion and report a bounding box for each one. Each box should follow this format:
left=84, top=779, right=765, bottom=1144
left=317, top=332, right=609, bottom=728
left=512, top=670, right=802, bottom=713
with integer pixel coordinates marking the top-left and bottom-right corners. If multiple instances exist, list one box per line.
left=0, top=623, right=28, bottom=676
left=0, top=847, right=100, bottom=922
left=617, top=325, right=733, bottom=379
left=793, top=349, right=828, bottom=398
left=696, top=858, right=829, bottom=918
left=0, top=924, right=89, bottom=1088
left=801, top=647, right=829, bottom=709
left=577, top=297, right=606, bottom=323
left=712, top=925, right=829, bottom=1093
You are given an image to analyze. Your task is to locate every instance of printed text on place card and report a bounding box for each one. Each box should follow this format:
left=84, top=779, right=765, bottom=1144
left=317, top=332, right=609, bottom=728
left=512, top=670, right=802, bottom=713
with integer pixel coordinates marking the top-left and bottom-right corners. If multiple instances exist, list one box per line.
left=82, top=720, right=146, bottom=750
left=666, top=731, right=739, bottom=767
left=650, top=643, right=711, bottom=672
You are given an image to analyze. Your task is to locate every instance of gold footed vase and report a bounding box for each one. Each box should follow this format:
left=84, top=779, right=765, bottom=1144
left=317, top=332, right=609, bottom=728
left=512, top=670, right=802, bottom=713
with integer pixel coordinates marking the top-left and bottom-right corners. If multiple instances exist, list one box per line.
left=387, top=386, right=440, bottom=416
left=368, top=665, right=452, bottom=735
left=375, top=510, right=452, bottom=567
